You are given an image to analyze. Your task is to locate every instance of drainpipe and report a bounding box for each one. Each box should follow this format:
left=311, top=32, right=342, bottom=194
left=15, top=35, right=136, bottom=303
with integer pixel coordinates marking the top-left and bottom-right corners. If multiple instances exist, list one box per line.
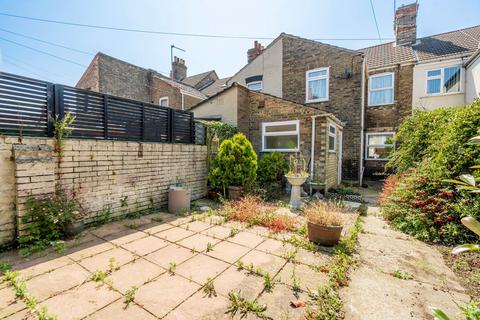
left=359, top=55, right=366, bottom=187
left=310, top=115, right=321, bottom=182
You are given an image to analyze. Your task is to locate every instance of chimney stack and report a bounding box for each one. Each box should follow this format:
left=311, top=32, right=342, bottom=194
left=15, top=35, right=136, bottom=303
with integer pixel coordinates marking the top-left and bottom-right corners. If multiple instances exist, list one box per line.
left=394, top=2, right=419, bottom=46
left=247, top=41, right=264, bottom=63
left=170, top=56, right=187, bottom=81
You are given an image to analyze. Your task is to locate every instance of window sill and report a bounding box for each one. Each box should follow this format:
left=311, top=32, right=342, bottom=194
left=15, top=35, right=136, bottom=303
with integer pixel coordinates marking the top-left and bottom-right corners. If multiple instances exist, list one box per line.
left=305, top=99, right=329, bottom=104
left=422, top=91, right=463, bottom=98
left=365, top=158, right=389, bottom=161
left=262, top=149, right=299, bottom=153
left=368, top=102, right=395, bottom=107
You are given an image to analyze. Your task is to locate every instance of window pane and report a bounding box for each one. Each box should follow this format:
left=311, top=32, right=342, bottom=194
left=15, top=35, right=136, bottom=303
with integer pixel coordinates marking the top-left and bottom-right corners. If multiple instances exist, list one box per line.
left=308, top=78, right=327, bottom=100
left=444, top=66, right=460, bottom=93
left=370, top=88, right=393, bottom=105
left=427, top=69, right=441, bottom=77
left=265, top=135, right=298, bottom=150
left=329, top=136, right=335, bottom=151
left=308, top=69, right=327, bottom=78
left=265, top=124, right=297, bottom=133
left=367, top=134, right=392, bottom=145
left=367, top=146, right=393, bottom=159
left=247, top=82, right=262, bottom=91
left=427, top=79, right=441, bottom=94
left=329, top=125, right=336, bottom=134
left=371, top=75, right=392, bottom=89
left=160, top=98, right=168, bottom=107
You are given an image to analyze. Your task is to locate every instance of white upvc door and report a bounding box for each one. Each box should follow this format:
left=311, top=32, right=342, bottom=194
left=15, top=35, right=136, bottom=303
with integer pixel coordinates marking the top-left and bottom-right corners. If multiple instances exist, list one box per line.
left=337, top=131, right=343, bottom=184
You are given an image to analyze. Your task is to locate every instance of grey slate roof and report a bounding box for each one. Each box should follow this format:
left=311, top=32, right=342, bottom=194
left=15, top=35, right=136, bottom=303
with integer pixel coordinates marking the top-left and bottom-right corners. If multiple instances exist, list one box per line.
left=154, top=73, right=207, bottom=100
left=360, top=25, right=480, bottom=69
left=200, top=77, right=230, bottom=97
left=182, top=70, right=217, bottom=88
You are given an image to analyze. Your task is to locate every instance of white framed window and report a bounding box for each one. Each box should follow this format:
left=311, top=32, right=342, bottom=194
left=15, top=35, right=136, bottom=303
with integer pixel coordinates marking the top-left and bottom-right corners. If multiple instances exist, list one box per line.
left=306, top=67, right=329, bottom=103
left=159, top=96, right=169, bottom=107
left=328, top=124, right=336, bottom=152
left=247, top=81, right=262, bottom=91
left=368, top=72, right=394, bottom=106
left=365, top=132, right=395, bottom=160
left=426, top=66, right=461, bottom=95
left=262, top=120, right=300, bottom=152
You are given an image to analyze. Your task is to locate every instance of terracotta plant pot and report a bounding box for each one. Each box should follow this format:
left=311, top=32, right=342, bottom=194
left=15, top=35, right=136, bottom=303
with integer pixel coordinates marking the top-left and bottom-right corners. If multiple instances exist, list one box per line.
left=307, top=221, right=343, bottom=246
left=227, top=186, right=242, bottom=200
left=168, top=186, right=191, bottom=214
left=63, top=220, right=85, bottom=238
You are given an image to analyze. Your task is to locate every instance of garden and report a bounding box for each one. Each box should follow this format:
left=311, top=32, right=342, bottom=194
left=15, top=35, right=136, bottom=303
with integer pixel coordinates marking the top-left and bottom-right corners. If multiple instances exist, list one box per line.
left=379, top=100, right=480, bottom=318
left=0, top=121, right=364, bottom=320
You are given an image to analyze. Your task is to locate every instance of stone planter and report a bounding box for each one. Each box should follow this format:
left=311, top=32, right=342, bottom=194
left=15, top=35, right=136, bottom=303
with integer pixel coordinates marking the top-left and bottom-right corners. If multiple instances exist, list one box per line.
left=63, top=220, right=85, bottom=238
left=168, top=186, right=191, bottom=214
left=285, top=174, right=308, bottom=209
left=307, top=221, right=343, bottom=246
left=227, top=186, right=242, bottom=200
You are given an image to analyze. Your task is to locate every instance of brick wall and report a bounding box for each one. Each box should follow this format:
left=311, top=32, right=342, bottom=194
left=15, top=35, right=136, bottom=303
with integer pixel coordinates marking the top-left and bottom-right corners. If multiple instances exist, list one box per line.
left=364, top=64, right=413, bottom=177
left=150, top=76, right=182, bottom=108
left=76, top=54, right=100, bottom=92
left=0, top=136, right=207, bottom=246
left=281, top=35, right=363, bottom=181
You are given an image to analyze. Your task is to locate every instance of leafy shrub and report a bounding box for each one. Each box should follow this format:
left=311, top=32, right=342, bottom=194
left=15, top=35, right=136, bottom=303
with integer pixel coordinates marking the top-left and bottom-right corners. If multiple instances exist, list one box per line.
left=256, top=152, right=288, bottom=197
left=208, top=133, right=257, bottom=193
left=19, top=189, right=81, bottom=250
left=329, top=186, right=359, bottom=196
left=380, top=168, right=480, bottom=245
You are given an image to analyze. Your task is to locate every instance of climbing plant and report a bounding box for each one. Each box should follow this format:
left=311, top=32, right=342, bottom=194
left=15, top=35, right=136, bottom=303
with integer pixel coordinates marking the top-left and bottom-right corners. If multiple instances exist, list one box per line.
left=53, top=112, right=75, bottom=157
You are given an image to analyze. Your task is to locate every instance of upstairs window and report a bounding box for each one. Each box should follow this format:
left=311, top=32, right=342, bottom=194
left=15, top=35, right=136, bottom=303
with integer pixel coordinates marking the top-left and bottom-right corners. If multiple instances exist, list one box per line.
left=368, top=73, right=394, bottom=106
left=262, top=120, right=299, bottom=152
left=426, top=66, right=461, bottom=95
left=365, top=133, right=394, bottom=160
left=159, top=97, right=169, bottom=107
left=328, top=124, right=337, bottom=152
left=247, top=81, right=263, bottom=91
left=306, top=68, right=329, bottom=102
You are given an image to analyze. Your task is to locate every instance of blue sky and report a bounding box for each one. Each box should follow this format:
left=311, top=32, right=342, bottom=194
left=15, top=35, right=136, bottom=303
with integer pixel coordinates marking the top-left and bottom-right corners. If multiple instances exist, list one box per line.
left=0, top=0, right=479, bottom=86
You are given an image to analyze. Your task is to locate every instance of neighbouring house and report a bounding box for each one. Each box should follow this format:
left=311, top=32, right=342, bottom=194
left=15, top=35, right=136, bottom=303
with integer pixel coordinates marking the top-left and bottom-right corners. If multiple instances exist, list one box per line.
left=465, top=49, right=480, bottom=102
left=226, top=34, right=364, bottom=183
left=77, top=52, right=207, bottom=110
left=182, top=70, right=231, bottom=97
left=360, top=3, right=480, bottom=177
left=191, top=83, right=344, bottom=191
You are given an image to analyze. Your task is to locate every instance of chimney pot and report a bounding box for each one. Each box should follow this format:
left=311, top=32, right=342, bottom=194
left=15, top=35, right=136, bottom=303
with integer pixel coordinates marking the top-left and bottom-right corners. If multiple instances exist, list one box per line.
left=247, top=40, right=264, bottom=63
left=170, top=55, right=187, bottom=81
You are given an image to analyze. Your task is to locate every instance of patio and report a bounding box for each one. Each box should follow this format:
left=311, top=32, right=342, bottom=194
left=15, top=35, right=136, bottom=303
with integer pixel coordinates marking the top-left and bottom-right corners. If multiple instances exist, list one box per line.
left=0, top=205, right=358, bottom=320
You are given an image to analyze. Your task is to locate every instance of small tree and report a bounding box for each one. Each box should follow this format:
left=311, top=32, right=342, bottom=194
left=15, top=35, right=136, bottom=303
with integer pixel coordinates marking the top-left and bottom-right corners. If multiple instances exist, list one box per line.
left=208, top=133, right=257, bottom=195
left=257, top=152, right=289, bottom=196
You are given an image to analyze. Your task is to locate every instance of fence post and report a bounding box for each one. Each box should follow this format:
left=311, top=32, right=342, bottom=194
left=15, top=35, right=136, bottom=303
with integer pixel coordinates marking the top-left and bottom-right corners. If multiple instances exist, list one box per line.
left=190, top=113, right=194, bottom=144
left=141, top=103, right=146, bottom=141
left=54, top=84, right=64, bottom=119
left=103, top=95, right=109, bottom=139
left=46, top=83, right=55, bottom=137
left=168, top=108, right=175, bottom=143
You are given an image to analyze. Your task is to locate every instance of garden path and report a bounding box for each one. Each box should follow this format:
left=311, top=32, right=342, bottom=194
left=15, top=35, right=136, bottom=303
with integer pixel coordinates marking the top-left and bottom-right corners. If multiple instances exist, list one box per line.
left=341, top=205, right=471, bottom=320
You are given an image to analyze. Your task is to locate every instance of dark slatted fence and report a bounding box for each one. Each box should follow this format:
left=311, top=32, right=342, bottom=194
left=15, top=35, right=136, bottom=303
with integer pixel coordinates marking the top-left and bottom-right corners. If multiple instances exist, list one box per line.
left=0, top=72, right=199, bottom=144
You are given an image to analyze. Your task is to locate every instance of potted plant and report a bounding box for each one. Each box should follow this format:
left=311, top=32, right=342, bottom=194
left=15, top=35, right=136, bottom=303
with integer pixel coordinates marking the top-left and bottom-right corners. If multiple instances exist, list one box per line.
left=285, top=153, right=309, bottom=209
left=304, top=201, right=343, bottom=246
left=168, top=183, right=191, bottom=214
left=208, top=133, right=257, bottom=200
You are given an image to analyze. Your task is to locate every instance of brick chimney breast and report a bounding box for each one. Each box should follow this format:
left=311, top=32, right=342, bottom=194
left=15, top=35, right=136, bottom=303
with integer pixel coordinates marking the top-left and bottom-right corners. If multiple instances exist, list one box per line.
left=247, top=41, right=264, bottom=63
left=394, top=2, right=419, bottom=46
left=170, top=56, right=187, bottom=81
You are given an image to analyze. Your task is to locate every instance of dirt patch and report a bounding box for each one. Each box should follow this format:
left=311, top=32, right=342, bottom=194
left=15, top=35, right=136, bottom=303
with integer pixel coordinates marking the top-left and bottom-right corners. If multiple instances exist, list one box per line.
left=439, top=246, right=480, bottom=300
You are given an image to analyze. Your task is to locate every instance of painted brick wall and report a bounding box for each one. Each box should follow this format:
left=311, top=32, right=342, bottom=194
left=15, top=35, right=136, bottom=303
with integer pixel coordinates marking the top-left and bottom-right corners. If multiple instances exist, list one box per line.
left=281, top=36, right=363, bottom=182
left=0, top=136, right=207, bottom=245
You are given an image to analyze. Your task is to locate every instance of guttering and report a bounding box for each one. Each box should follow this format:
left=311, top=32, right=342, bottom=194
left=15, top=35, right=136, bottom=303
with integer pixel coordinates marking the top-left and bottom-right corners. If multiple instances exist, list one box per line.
left=310, top=115, right=322, bottom=181
left=359, top=55, right=366, bottom=186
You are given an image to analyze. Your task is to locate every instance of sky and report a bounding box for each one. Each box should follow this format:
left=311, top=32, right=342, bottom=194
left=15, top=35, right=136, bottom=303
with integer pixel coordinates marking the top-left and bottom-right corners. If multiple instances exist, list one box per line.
left=0, top=0, right=479, bottom=86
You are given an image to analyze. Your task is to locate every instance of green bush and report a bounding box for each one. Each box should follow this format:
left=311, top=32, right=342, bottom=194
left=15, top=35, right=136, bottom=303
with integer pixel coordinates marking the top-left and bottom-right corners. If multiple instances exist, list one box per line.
left=19, top=190, right=80, bottom=250
left=387, top=100, right=480, bottom=177
left=256, top=152, right=288, bottom=196
left=208, top=133, right=257, bottom=194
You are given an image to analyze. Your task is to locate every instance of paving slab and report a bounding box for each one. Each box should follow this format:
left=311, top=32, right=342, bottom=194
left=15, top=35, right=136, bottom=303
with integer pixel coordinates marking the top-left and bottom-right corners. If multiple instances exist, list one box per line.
left=88, top=300, right=157, bottom=319
left=141, top=222, right=175, bottom=235
left=164, top=290, right=231, bottom=320
left=214, top=265, right=265, bottom=298
left=14, top=254, right=72, bottom=280
left=275, top=262, right=329, bottom=292
left=201, top=225, right=232, bottom=240
left=239, top=249, right=287, bottom=276
left=175, top=253, right=230, bottom=284
left=26, top=263, right=90, bottom=301
left=256, top=283, right=308, bottom=320
left=206, top=241, right=251, bottom=264
left=0, top=286, right=27, bottom=318
left=255, top=238, right=295, bottom=257
left=67, top=239, right=115, bottom=261
left=227, top=231, right=264, bottom=248
left=102, top=229, right=148, bottom=245
left=134, top=274, right=200, bottom=318
left=167, top=215, right=192, bottom=226
left=107, top=258, right=165, bottom=293
left=144, top=244, right=195, bottom=269
left=294, top=247, right=333, bottom=267
left=90, top=223, right=130, bottom=238
left=39, top=281, right=121, bottom=320
left=121, top=235, right=170, bottom=256
left=180, top=220, right=213, bottom=232
left=155, top=226, right=195, bottom=242
left=77, top=247, right=136, bottom=272
left=176, top=233, right=221, bottom=252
